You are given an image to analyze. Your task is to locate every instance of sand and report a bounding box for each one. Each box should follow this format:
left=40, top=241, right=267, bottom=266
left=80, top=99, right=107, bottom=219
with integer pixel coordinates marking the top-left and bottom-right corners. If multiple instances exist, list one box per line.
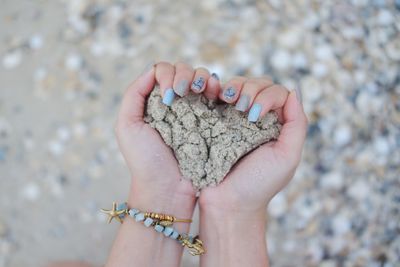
left=145, top=86, right=281, bottom=189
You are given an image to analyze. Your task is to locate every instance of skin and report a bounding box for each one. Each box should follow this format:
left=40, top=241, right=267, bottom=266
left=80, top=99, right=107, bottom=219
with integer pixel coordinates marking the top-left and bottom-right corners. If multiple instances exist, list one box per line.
left=48, top=62, right=307, bottom=267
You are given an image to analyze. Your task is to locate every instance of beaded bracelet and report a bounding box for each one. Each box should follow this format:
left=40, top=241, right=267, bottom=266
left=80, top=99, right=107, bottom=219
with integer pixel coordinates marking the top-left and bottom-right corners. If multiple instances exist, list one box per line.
left=101, top=202, right=205, bottom=256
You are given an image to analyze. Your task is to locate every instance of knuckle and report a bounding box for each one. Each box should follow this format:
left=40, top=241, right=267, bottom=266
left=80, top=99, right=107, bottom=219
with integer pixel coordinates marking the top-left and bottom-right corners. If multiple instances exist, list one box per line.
left=155, top=61, right=172, bottom=69
left=232, top=76, right=248, bottom=82
left=196, top=67, right=210, bottom=75
left=244, top=79, right=259, bottom=86
left=175, top=61, right=193, bottom=70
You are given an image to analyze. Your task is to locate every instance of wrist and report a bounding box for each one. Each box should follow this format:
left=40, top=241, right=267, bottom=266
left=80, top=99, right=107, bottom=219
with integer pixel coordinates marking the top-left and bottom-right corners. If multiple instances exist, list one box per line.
left=200, top=205, right=269, bottom=267
left=200, top=204, right=267, bottom=233
left=128, top=178, right=197, bottom=228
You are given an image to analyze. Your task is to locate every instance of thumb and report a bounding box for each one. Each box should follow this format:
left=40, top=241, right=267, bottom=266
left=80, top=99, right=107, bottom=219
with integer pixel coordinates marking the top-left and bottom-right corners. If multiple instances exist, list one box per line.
left=273, top=89, right=308, bottom=165
left=116, top=66, right=156, bottom=130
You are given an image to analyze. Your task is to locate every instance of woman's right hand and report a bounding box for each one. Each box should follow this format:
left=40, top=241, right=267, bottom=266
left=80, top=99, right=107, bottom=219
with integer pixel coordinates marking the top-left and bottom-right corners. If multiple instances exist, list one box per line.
left=198, top=76, right=308, bottom=267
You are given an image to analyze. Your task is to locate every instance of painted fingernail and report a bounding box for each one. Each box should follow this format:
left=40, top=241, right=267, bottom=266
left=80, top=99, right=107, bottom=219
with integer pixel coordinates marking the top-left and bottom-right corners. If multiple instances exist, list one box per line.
left=235, top=94, right=250, bottom=112
left=211, top=73, right=220, bottom=81
left=175, top=80, right=189, bottom=96
left=248, top=103, right=262, bottom=122
left=191, top=77, right=205, bottom=91
left=223, top=86, right=236, bottom=100
left=162, top=88, right=175, bottom=106
left=294, top=87, right=303, bottom=103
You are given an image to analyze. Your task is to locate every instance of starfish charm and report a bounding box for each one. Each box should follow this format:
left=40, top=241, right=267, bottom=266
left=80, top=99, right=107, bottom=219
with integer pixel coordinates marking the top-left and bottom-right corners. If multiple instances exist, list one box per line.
left=101, top=202, right=126, bottom=224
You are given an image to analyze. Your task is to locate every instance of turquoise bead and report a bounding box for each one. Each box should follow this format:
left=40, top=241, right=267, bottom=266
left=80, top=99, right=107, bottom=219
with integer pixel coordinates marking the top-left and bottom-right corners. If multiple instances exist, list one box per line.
left=143, top=217, right=153, bottom=227
left=154, top=224, right=164, bottom=233
left=134, top=213, right=145, bottom=222
left=117, top=203, right=127, bottom=211
left=163, top=227, right=173, bottom=237
left=170, top=230, right=179, bottom=240
left=129, top=208, right=139, bottom=217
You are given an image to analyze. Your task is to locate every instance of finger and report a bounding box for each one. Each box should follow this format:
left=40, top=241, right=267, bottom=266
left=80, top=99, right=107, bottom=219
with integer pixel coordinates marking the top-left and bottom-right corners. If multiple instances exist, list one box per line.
left=235, top=77, right=273, bottom=112
left=203, top=72, right=221, bottom=100
left=117, top=66, right=155, bottom=129
left=173, top=62, right=195, bottom=97
left=247, top=85, right=289, bottom=122
left=155, top=62, right=176, bottom=106
left=219, top=76, right=247, bottom=103
left=190, top=67, right=210, bottom=93
left=273, top=89, right=308, bottom=165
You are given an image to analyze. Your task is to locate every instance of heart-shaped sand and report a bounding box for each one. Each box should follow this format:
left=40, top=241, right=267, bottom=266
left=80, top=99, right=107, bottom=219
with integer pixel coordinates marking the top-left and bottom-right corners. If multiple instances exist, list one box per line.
left=144, top=86, right=281, bottom=189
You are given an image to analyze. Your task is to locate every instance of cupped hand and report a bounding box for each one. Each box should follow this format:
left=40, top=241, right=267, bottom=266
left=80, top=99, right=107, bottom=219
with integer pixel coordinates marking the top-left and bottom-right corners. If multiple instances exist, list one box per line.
left=199, top=76, right=308, bottom=216
left=115, top=62, right=220, bottom=212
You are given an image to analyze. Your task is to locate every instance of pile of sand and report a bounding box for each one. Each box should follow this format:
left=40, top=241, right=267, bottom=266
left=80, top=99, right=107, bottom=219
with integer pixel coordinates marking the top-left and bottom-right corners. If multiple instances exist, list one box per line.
left=145, top=86, right=281, bottom=189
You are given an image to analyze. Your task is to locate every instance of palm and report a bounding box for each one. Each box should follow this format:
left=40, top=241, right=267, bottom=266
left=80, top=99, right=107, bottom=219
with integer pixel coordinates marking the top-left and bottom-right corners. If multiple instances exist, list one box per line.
left=200, top=144, right=295, bottom=212
left=117, top=124, right=195, bottom=196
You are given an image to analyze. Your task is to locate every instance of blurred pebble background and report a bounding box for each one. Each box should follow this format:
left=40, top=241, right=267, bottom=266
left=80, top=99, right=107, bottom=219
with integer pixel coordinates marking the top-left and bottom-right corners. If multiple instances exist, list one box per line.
left=0, top=0, right=399, bottom=266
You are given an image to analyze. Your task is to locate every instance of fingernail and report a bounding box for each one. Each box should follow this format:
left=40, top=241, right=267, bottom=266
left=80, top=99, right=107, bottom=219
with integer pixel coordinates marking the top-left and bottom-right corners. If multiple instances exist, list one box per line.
left=191, top=77, right=205, bottom=91
left=223, top=86, right=236, bottom=100
left=140, top=61, right=155, bottom=75
left=294, top=87, right=302, bottom=103
left=175, top=80, right=189, bottom=96
left=235, top=94, right=250, bottom=112
left=162, top=88, right=175, bottom=106
left=248, top=103, right=262, bottom=122
left=211, top=73, right=220, bottom=81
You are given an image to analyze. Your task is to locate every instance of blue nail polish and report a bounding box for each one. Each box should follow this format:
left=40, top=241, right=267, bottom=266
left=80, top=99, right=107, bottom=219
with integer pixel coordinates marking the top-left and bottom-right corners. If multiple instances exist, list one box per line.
left=175, top=80, right=189, bottom=96
left=191, top=77, right=205, bottom=91
left=211, top=73, right=220, bottom=80
left=248, top=103, right=262, bottom=122
left=162, top=88, right=175, bottom=106
left=223, top=87, right=236, bottom=100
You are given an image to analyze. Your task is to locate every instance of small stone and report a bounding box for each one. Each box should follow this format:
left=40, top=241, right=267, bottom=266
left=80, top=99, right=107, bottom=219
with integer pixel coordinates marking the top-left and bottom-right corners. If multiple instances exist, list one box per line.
left=311, top=62, right=328, bottom=78
left=373, top=137, right=390, bottom=156
left=65, top=53, right=83, bottom=71
left=21, top=183, right=41, bottom=201
left=163, top=227, right=173, bottom=237
left=33, top=68, right=47, bottom=81
left=278, top=28, right=301, bottom=49
left=271, top=50, right=291, bottom=71
left=2, top=50, right=22, bottom=69
left=348, top=180, right=370, bottom=200
left=320, top=172, right=344, bottom=190
left=377, top=9, right=394, bottom=26
left=154, top=224, right=164, bottom=233
left=90, top=43, right=105, bottom=57
left=57, top=126, right=71, bottom=142
left=315, top=45, right=334, bottom=61
left=292, top=52, right=308, bottom=69
left=48, top=140, right=65, bottom=156
left=333, top=125, right=352, bottom=146
left=29, top=35, right=44, bottom=50
left=73, top=123, right=88, bottom=139
left=332, top=215, right=351, bottom=235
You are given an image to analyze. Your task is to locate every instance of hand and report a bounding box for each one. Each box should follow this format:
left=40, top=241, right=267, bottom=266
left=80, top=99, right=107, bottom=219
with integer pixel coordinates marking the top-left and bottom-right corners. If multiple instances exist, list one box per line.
left=109, top=62, right=223, bottom=267
left=197, top=76, right=307, bottom=267
left=114, top=61, right=220, bottom=213
left=199, top=76, right=308, bottom=215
